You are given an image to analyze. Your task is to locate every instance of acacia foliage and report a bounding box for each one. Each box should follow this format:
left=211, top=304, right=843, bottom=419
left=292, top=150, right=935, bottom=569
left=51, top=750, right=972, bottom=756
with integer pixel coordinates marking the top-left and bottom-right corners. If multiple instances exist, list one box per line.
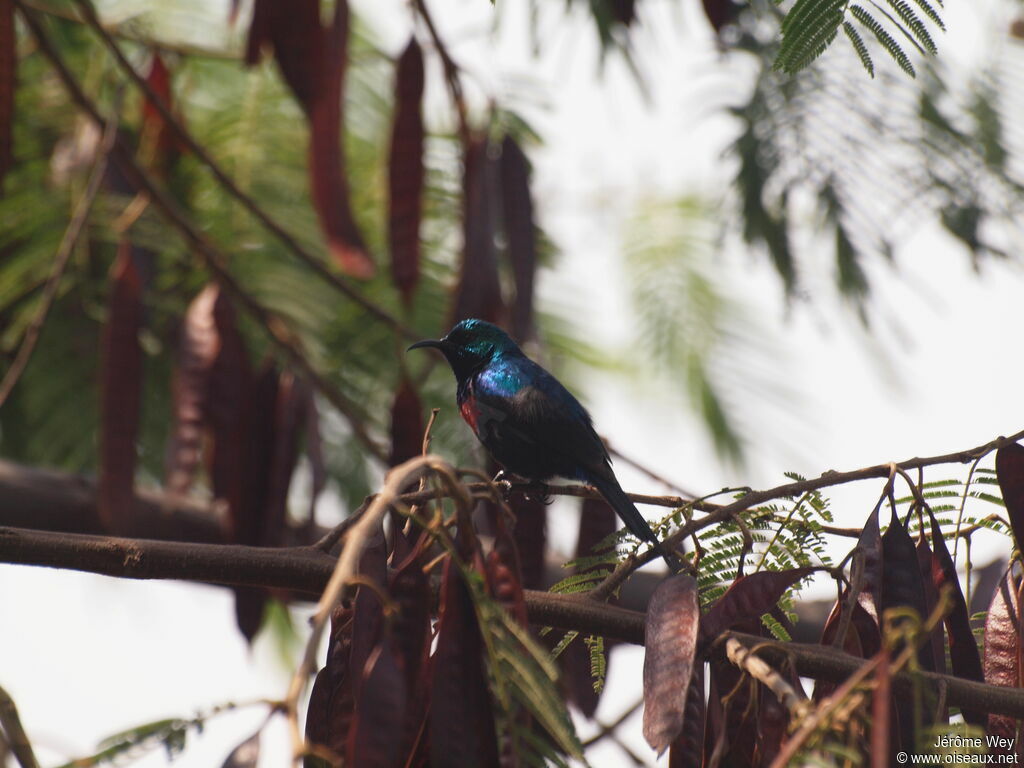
left=4, top=1, right=1024, bottom=766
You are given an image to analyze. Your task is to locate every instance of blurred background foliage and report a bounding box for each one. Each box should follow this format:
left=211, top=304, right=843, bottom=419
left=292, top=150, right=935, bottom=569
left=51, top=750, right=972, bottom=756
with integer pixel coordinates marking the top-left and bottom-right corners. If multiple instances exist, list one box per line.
left=1, top=0, right=1023, bottom=497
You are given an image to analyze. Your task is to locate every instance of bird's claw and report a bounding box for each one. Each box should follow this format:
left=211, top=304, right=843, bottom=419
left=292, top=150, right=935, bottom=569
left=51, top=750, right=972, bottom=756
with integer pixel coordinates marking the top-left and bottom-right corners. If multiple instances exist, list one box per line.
left=523, top=484, right=554, bottom=506
left=491, top=470, right=513, bottom=501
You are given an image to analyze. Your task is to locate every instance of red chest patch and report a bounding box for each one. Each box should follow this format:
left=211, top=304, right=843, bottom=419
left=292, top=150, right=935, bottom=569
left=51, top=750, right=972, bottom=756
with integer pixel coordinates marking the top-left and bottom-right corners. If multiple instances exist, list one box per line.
left=459, top=397, right=479, bottom=432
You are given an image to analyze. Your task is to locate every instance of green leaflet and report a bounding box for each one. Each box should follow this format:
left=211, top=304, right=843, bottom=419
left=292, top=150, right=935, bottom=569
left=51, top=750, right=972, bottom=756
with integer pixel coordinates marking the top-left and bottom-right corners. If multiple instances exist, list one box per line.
left=585, top=635, right=607, bottom=693
left=776, top=0, right=847, bottom=73
left=850, top=4, right=917, bottom=77
left=464, top=569, right=586, bottom=764
left=774, top=0, right=945, bottom=77
left=843, top=21, right=875, bottom=77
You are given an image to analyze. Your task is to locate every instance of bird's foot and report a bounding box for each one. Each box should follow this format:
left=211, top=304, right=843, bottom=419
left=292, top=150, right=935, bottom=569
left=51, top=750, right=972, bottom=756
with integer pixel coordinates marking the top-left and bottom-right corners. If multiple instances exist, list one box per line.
left=491, top=470, right=514, bottom=501
left=523, top=484, right=554, bottom=506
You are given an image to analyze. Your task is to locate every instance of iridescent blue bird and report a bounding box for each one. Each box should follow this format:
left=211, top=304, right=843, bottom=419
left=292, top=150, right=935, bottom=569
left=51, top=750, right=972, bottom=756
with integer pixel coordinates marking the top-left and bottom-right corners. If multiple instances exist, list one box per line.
left=409, top=318, right=682, bottom=570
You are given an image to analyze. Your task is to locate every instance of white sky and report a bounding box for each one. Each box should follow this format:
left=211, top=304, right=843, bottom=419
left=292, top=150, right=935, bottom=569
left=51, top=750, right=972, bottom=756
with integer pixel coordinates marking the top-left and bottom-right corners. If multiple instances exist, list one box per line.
left=3, top=0, right=1024, bottom=766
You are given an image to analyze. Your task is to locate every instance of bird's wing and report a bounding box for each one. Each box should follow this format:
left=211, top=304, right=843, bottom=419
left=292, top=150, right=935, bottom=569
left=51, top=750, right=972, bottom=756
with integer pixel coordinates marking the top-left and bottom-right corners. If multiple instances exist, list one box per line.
left=472, top=358, right=609, bottom=475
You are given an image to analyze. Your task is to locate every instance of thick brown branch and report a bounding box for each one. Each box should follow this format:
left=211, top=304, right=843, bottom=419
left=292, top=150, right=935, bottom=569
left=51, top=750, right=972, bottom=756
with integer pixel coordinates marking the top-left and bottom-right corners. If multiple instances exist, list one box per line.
left=4, top=525, right=1024, bottom=721
left=0, top=526, right=336, bottom=595
left=726, top=632, right=1024, bottom=720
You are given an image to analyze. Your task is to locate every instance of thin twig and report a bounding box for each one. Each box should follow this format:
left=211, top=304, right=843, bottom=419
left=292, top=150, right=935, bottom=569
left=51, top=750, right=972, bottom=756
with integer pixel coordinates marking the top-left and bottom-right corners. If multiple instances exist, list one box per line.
left=313, top=500, right=368, bottom=553
left=283, top=454, right=463, bottom=764
left=0, top=685, right=40, bottom=768
left=68, top=0, right=418, bottom=341
left=768, top=654, right=883, bottom=768
left=953, top=453, right=985, bottom=561
left=580, top=698, right=644, bottom=748
left=412, top=0, right=469, bottom=145
left=590, top=430, right=1024, bottom=601
left=0, top=103, right=119, bottom=407
left=724, top=637, right=810, bottom=718
left=21, top=0, right=241, bottom=59
left=607, top=444, right=697, bottom=499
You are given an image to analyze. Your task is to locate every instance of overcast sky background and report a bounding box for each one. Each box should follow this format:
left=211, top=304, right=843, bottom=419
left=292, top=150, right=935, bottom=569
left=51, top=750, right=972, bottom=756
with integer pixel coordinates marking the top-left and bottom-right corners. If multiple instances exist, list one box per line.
left=3, top=0, right=1024, bottom=766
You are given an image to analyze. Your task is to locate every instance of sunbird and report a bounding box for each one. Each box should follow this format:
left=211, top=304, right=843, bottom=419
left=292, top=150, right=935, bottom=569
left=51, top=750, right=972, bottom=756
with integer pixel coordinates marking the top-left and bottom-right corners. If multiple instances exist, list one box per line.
left=409, top=318, right=682, bottom=570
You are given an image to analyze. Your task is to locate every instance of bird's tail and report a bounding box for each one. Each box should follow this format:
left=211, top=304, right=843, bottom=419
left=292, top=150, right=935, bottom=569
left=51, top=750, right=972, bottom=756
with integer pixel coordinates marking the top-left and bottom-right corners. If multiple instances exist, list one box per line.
left=587, top=472, right=683, bottom=572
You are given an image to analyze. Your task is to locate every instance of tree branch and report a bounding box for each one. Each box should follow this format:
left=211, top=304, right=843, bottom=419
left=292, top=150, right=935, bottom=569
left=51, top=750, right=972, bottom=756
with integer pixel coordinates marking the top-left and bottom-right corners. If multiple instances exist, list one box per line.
left=590, top=426, right=1024, bottom=599
left=0, top=685, right=39, bottom=768
left=3, top=524, right=1024, bottom=720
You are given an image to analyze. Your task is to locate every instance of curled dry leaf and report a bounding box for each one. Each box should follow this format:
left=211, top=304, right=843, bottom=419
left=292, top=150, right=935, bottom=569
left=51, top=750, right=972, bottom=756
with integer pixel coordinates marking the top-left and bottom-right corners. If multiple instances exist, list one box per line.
left=309, top=0, right=374, bottom=278
left=230, top=365, right=278, bottom=642
left=927, top=505, right=985, bottom=724
left=429, top=557, right=500, bottom=768
left=348, top=635, right=408, bottom=768
left=996, top=442, right=1024, bottom=555
left=984, top=568, right=1023, bottom=753
left=350, top=521, right=388, bottom=689
left=643, top=574, right=700, bottom=755
left=855, top=501, right=883, bottom=620
left=245, top=0, right=373, bottom=278
left=697, top=567, right=814, bottom=650
left=486, top=506, right=529, bottom=627
left=388, top=37, right=425, bottom=306
left=499, top=135, right=536, bottom=342
left=611, top=0, right=637, bottom=26
left=389, top=548, right=432, bottom=763
left=452, top=136, right=503, bottom=324
left=389, top=376, right=424, bottom=468
left=880, top=506, right=934, bottom=746
left=880, top=507, right=933, bottom=671
left=704, top=617, right=760, bottom=767
left=305, top=604, right=356, bottom=768
left=264, top=370, right=304, bottom=545
left=702, top=0, right=740, bottom=33
left=302, top=383, right=326, bottom=537
left=915, top=536, right=946, bottom=677
left=165, top=284, right=229, bottom=494
left=510, top=495, right=547, bottom=592
left=755, top=669, right=792, bottom=766
left=814, top=596, right=879, bottom=700
left=220, top=729, right=260, bottom=768
left=140, top=53, right=180, bottom=171
left=668, top=665, right=705, bottom=768
left=244, top=0, right=320, bottom=113
left=98, top=241, right=144, bottom=534
left=390, top=546, right=431, bottom=690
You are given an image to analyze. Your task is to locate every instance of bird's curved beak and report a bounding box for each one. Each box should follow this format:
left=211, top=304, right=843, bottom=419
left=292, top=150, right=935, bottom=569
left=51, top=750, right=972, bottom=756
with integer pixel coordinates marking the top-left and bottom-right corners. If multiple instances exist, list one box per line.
left=407, top=338, right=445, bottom=353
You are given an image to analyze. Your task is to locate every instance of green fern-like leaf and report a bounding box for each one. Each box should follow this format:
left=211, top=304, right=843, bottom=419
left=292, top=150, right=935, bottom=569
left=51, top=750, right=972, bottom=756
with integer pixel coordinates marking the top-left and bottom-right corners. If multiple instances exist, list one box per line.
left=843, top=22, right=875, bottom=77
left=886, top=0, right=938, bottom=53
left=466, top=574, right=584, bottom=761
left=762, top=612, right=792, bottom=641
left=549, top=570, right=610, bottom=595
left=775, top=0, right=847, bottom=73
left=585, top=636, right=607, bottom=693
left=850, top=5, right=917, bottom=77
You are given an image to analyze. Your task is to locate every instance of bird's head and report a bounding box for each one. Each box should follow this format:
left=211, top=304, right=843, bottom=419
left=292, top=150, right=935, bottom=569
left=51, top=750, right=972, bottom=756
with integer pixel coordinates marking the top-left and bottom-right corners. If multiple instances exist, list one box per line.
left=407, top=319, right=519, bottom=379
